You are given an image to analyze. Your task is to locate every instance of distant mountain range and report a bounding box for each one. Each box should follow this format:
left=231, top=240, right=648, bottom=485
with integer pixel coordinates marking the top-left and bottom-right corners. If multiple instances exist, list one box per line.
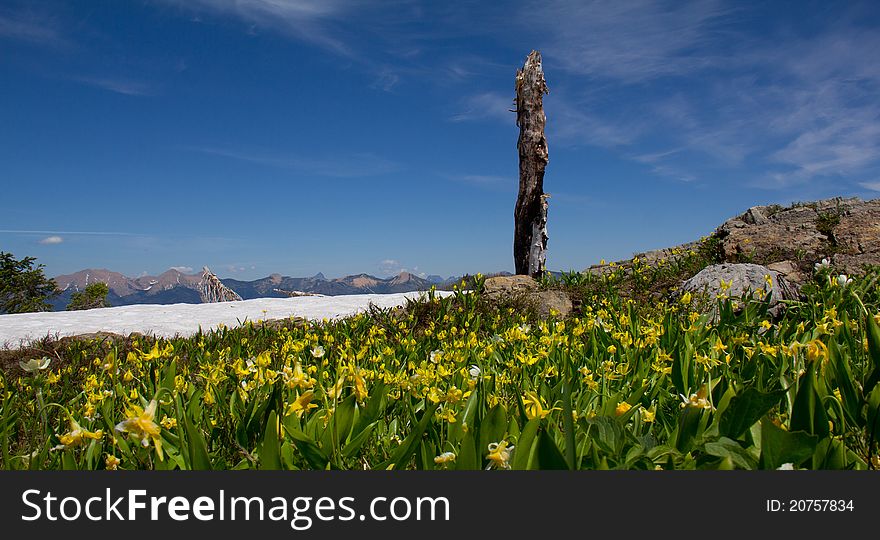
left=48, top=268, right=470, bottom=311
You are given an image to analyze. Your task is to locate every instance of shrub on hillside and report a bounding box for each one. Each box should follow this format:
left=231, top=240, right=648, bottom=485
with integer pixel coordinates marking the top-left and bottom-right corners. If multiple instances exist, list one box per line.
left=67, top=282, right=111, bottom=311
left=0, top=251, right=58, bottom=314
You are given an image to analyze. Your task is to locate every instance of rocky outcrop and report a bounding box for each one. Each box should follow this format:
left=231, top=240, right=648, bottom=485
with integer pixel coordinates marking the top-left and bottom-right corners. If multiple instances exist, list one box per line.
left=482, top=275, right=573, bottom=318
left=584, top=240, right=704, bottom=279
left=716, top=197, right=880, bottom=278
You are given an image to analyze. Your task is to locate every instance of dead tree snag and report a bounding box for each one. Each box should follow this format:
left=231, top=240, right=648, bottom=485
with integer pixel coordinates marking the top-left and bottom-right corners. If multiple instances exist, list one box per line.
left=514, top=50, right=550, bottom=278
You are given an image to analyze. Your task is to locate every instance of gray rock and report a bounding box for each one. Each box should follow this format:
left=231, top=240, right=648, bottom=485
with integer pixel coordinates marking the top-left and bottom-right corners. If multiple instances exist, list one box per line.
left=481, top=275, right=572, bottom=318
left=483, top=275, right=539, bottom=298
left=532, top=290, right=573, bottom=318
left=680, top=263, right=797, bottom=312
left=766, top=260, right=805, bottom=289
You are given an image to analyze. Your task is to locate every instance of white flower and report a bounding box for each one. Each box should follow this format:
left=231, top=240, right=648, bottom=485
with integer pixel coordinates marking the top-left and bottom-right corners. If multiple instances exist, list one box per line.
left=814, top=258, right=831, bottom=272
left=776, top=463, right=794, bottom=470
left=517, top=324, right=532, bottom=334
left=486, top=441, right=514, bottom=470
left=19, top=356, right=51, bottom=373
left=433, top=452, right=456, bottom=465
left=468, top=365, right=481, bottom=380
left=836, top=274, right=853, bottom=288
left=679, top=386, right=714, bottom=410
left=311, top=345, right=325, bottom=358
left=429, top=350, right=443, bottom=363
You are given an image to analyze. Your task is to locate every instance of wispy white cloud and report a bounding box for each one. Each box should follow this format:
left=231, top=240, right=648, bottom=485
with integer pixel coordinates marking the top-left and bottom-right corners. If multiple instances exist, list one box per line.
left=547, top=94, right=643, bottom=149
left=506, top=1, right=880, bottom=188
left=443, top=173, right=515, bottom=194
left=529, top=0, right=732, bottom=83
left=460, top=174, right=509, bottom=186
left=156, top=0, right=367, bottom=57
left=0, top=10, right=67, bottom=47
left=0, top=229, right=140, bottom=236
left=192, top=146, right=401, bottom=178
left=859, top=181, right=880, bottom=192
left=74, top=75, right=158, bottom=97
left=169, top=266, right=194, bottom=274
left=38, top=235, right=63, bottom=245
left=377, top=259, right=424, bottom=278
left=450, top=92, right=514, bottom=123
left=378, top=259, right=400, bottom=276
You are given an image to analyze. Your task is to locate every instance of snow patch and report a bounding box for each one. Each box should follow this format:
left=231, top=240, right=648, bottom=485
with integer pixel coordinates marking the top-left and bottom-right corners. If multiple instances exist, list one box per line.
left=0, top=291, right=453, bottom=348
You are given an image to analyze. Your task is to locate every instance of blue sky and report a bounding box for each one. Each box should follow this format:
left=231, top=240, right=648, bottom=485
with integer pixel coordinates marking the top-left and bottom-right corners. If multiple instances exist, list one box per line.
left=1, top=0, right=879, bottom=281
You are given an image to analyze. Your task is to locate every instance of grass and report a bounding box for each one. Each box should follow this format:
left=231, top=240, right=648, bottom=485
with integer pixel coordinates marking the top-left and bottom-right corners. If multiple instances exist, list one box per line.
left=2, top=262, right=880, bottom=471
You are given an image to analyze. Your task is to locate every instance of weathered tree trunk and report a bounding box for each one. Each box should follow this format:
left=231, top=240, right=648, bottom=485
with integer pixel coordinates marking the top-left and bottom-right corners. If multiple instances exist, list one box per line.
left=200, top=266, right=242, bottom=303
left=514, top=50, right=549, bottom=279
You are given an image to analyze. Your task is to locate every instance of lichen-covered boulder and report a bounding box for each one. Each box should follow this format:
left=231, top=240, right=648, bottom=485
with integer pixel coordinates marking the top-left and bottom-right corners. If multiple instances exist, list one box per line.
left=680, top=263, right=797, bottom=307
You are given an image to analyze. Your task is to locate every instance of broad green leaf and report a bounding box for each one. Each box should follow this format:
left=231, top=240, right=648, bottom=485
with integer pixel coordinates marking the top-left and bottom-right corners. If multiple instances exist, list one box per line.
left=479, top=404, right=508, bottom=456
left=790, top=365, right=829, bottom=437
left=719, top=387, right=785, bottom=440
left=281, top=419, right=330, bottom=470
left=512, top=419, right=540, bottom=470
left=864, top=311, right=880, bottom=394
left=342, top=422, right=376, bottom=459
left=259, top=410, right=282, bottom=470
left=449, top=389, right=479, bottom=442
left=183, top=408, right=212, bottom=470
left=829, top=340, right=860, bottom=426
left=671, top=337, right=693, bottom=395
left=61, top=450, right=77, bottom=471
left=759, top=417, right=818, bottom=469
left=455, top=432, right=479, bottom=470
left=535, top=430, right=568, bottom=470
left=330, top=394, right=356, bottom=446
left=381, top=402, right=439, bottom=471
left=812, top=436, right=847, bottom=470
left=675, top=406, right=704, bottom=453
left=160, top=360, right=177, bottom=395
left=704, top=437, right=757, bottom=470
left=352, top=383, right=386, bottom=436
left=583, top=416, right=625, bottom=457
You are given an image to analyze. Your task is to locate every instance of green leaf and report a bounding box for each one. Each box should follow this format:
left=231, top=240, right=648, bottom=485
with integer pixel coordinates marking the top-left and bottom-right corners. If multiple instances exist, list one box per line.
left=182, top=408, right=212, bottom=470
left=325, top=394, right=356, bottom=450
left=342, top=422, right=376, bottom=459
left=259, top=411, right=282, bottom=470
left=813, top=437, right=847, bottom=470
left=759, top=417, right=818, bottom=469
left=790, top=365, right=830, bottom=437
left=704, top=437, right=758, bottom=470
left=719, top=387, right=785, bottom=440
left=479, top=404, right=508, bottom=457
left=535, top=430, right=568, bottom=470
left=829, top=340, right=860, bottom=426
left=865, top=385, right=880, bottom=444
left=455, top=431, right=479, bottom=470
left=864, top=311, right=880, bottom=394
left=583, top=416, right=625, bottom=457
left=381, top=402, right=439, bottom=470
left=281, top=419, right=330, bottom=470
left=675, top=406, right=704, bottom=453
left=512, top=419, right=540, bottom=470
left=671, top=338, right=692, bottom=395
left=449, top=390, right=478, bottom=442
left=160, top=360, right=177, bottom=395
left=61, top=450, right=77, bottom=471
left=351, top=383, right=386, bottom=436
